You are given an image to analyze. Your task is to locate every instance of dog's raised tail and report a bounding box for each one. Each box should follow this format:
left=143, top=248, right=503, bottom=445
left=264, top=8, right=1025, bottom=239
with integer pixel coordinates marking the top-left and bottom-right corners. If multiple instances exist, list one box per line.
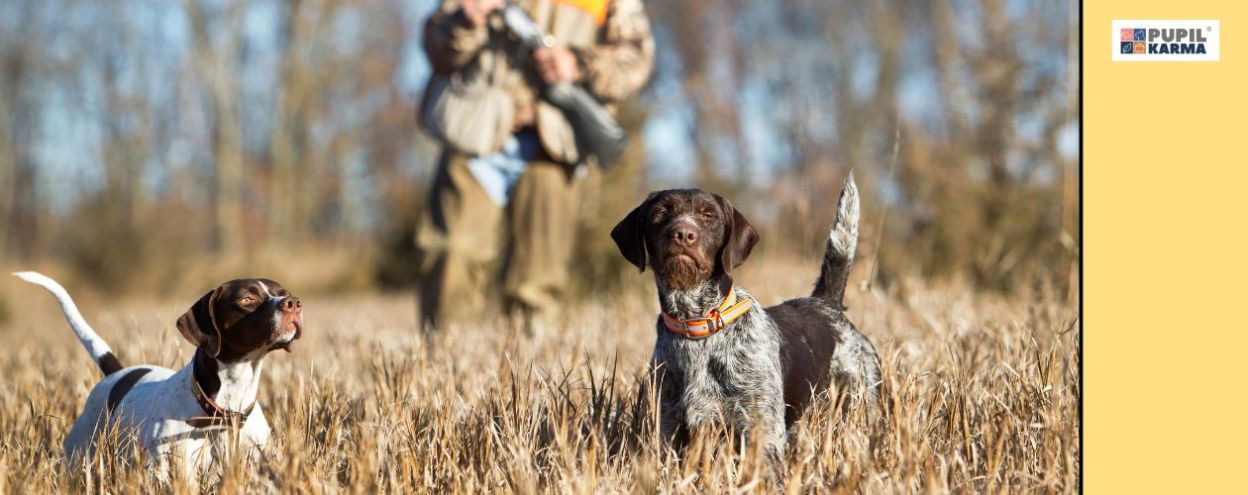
left=12, top=271, right=123, bottom=375
left=811, top=173, right=859, bottom=310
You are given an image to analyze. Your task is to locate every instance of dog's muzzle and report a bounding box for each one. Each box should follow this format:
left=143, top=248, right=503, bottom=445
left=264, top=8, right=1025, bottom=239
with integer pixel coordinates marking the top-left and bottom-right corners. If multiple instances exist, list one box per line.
left=271, top=296, right=303, bottom=350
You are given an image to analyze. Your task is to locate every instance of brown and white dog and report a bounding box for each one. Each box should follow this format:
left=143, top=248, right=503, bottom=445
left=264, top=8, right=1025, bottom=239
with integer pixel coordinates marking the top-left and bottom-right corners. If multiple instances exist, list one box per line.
left=611, top=175, right=881, bottom=458
left=13, top=271, right=302, bottom=478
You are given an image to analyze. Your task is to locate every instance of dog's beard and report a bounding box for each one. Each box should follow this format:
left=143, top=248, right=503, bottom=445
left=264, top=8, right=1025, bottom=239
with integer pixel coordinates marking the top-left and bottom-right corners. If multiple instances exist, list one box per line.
left=659, top=253, right=710, bottom=291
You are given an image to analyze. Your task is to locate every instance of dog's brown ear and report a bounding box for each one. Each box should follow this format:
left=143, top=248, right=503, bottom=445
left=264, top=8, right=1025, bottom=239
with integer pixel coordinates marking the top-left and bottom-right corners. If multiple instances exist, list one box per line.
left=714, top=194, right=760, bottom=275
left=611, top=196, right=653, bottom=272
left=176, top=287, right=224, bottom=356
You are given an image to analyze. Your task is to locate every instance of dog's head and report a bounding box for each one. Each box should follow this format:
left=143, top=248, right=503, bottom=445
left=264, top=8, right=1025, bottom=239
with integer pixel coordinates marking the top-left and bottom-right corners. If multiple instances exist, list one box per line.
left=611, top=189, right=759, bottom=291
left=175, top=279, right=303, bottom=362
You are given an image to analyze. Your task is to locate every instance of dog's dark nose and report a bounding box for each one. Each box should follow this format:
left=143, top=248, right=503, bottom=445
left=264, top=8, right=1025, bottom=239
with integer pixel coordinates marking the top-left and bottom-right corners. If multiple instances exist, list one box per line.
left=280, top=297, right=302, bottom=312
left=672, top=226, right=698, bottom=245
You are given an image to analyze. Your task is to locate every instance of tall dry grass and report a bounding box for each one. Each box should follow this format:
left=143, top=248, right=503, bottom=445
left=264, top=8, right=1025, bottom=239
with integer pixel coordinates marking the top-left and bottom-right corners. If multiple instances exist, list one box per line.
left=0, top=256, right=1079, bottom=493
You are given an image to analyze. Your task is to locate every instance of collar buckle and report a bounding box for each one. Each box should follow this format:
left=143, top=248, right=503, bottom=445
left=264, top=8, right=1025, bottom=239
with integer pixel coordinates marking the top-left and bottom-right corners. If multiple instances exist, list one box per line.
left=677, top=316, right=720, bottom=339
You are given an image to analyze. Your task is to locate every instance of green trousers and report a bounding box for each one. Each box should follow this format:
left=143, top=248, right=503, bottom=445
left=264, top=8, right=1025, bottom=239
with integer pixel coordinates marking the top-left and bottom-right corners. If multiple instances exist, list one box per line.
left=415, top=151, right=581, bottom=330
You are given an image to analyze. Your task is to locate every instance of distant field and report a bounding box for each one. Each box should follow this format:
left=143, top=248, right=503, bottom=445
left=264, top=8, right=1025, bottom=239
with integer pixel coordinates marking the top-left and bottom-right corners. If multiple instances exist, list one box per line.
left=0, top=257, right=1080, bottom=493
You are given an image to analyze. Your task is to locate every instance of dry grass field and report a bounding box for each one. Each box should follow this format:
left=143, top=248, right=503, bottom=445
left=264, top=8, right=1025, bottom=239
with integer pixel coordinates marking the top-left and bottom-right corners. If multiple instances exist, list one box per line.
left=0, top=256, right=1080, bottom=493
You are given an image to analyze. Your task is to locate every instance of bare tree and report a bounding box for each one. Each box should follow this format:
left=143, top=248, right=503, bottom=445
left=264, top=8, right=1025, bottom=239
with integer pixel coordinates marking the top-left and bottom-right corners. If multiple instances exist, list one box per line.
left=185, top=0, right=246, bottom=254
left=269, top=0, right=324, bottom=245
left=0, top=0, right=42, bottom=259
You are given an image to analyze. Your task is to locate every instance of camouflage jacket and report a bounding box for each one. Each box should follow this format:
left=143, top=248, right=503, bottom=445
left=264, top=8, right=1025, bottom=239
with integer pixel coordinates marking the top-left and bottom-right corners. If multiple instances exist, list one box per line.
left=423, top=0, right=654, bottom=164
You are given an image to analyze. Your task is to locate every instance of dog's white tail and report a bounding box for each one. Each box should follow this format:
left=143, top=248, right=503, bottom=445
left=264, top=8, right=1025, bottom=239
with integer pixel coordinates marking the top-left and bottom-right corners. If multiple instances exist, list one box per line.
left=811, top=172, right=859, bottom=309
left=13, top=271, right=123, bottom=375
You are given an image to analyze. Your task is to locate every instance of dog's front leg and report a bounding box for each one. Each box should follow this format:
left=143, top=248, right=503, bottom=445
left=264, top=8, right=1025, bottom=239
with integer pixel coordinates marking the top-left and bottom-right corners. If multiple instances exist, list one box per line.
left=759, top=409, right=787, bottom=487
left=743, top=406, right=788, bottom=491
left=653, top=367, right=687, bottom=448
left=658, top=395, right=685, bottom=447
left=648, top=352, right=692, bottom=449
left=735, top=376, right=788, bottom=488
left=732, top=396, right=785, bottom=452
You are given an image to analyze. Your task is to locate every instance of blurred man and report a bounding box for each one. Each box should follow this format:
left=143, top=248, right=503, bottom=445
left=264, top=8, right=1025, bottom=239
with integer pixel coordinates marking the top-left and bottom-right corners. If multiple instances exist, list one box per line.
left=416, top=0, right=654, bottom=331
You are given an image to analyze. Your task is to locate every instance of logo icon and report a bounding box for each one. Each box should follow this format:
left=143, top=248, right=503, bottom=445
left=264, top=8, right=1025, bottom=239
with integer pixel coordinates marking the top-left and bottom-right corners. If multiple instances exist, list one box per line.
left=1113, top=20, right=1219, bottom=61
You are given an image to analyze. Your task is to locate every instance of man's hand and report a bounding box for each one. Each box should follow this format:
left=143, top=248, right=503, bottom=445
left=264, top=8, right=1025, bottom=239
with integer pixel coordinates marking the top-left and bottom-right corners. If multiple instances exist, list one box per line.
left=533, top=47, right=580, bottom=84
left=461, top=0, right=504, bottom=27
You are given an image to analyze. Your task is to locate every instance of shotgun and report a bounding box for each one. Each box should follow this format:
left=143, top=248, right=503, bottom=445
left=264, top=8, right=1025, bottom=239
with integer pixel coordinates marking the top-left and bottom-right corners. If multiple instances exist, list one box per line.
left=500, top=3, right=628, bottom=167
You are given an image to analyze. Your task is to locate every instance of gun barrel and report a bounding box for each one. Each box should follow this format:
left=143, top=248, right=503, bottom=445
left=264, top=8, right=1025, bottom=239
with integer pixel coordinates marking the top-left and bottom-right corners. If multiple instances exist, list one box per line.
left=501, top=4, right=552, bottom=49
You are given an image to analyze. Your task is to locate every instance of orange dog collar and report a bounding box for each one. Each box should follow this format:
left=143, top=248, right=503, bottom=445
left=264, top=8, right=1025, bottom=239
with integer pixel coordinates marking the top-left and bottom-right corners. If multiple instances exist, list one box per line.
left=661, top=289, right=753, bottom=339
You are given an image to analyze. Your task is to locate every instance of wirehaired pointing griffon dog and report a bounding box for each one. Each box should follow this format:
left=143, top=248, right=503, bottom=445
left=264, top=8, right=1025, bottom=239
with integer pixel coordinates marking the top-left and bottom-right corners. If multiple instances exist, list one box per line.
left=611, top=174, right=881, bottom=456
left=13, top=272, right=302, bottom=477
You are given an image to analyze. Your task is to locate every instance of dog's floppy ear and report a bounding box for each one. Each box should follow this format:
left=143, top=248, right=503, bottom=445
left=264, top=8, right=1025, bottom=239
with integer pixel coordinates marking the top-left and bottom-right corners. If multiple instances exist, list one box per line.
left=176, top=287, right=224, bottom=356
left=611, top=195, right=654, bottom=272
left=714, top=194, right=760, bottom=275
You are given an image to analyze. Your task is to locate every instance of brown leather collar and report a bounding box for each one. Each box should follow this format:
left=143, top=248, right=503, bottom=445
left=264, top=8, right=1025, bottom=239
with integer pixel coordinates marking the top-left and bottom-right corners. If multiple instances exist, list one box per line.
left=186, top=355, right=255, bottom=429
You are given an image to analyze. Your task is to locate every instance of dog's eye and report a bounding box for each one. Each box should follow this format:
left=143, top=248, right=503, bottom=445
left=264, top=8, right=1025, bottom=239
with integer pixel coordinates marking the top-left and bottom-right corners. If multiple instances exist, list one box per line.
left=698, top=210, right=714, bottom=220
left=238, top=296, right=256, bottom=305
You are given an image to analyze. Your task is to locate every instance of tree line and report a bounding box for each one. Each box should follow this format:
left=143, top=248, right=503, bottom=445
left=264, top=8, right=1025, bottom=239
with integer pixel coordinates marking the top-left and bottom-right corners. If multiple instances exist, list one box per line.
left=0, top=0, right=1078, bottom=296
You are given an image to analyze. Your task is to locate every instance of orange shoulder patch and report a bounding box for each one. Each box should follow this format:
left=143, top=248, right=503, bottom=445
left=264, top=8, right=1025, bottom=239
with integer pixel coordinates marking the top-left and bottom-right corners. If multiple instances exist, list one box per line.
left=553, top=0, right=609, bottom=26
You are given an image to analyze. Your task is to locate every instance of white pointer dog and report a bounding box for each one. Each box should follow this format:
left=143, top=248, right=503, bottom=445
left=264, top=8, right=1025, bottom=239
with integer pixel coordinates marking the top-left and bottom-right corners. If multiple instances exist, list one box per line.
left=14, top=272, right=302, bottom=477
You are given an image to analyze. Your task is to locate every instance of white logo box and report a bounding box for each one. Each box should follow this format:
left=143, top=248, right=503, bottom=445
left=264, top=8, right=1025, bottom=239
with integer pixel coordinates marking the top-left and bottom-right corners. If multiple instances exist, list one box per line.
left=1112, top=20, right=1220, bottom=62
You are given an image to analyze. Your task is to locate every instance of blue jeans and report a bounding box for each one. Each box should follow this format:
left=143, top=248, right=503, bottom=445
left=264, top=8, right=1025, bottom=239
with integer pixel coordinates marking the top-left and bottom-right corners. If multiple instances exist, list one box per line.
left=465, top=132, right=543, bottom=206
